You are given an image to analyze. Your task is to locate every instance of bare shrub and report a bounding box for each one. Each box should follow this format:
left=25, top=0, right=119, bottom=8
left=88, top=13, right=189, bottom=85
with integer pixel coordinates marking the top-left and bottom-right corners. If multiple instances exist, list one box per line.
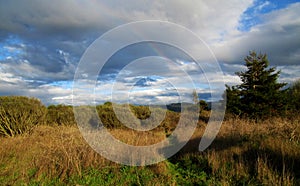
left=0, top=96, right=46, bottom=137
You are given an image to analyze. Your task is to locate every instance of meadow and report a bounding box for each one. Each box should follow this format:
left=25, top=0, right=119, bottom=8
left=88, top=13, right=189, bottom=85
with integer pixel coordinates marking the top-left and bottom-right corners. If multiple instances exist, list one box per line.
left=0, top=96, right=300, bottom=185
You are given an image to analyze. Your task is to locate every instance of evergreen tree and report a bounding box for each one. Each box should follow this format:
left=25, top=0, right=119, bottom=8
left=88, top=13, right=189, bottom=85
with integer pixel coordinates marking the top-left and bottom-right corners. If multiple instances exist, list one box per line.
left=192, top=89, right=199, bottom=104
left=225, top=85, right=242, bottom=115
left=287, top=79, right=300, bottom=112
left=199, top=100, right=209, bottom=111
left=226, top=51, right=287, bottom=119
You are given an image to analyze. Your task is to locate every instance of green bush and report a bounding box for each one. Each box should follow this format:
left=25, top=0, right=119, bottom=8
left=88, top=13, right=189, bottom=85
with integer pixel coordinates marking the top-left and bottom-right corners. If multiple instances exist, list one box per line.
left=168, top=154, right=214, bottom=185
left=47, top=104, right=76, bottom=126
left=129, top=105, right=151, bottom=120
left=96, top=104, right=122, bottom=128
left=96, top=103, right=180, bottom=131
left=0, top=96, right=46, bottom=137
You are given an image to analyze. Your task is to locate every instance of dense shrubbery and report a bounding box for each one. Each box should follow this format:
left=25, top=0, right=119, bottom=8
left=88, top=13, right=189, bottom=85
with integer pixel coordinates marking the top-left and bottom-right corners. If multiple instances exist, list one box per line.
left=129, top=105, right=151, bottom=120
left=96, top=103, right=180, bottom=132
left=47, top=104, right=76, bottom=126
left=0, top=96, right=46, bottom=137
left=96, top=103, right=122, bottom=128
left=0, top=96, right=186, bottom=137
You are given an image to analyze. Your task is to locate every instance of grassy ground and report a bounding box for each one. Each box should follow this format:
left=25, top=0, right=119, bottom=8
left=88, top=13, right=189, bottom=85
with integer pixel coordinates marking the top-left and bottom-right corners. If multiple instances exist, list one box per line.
left=1, top=116, right=300, bottom=185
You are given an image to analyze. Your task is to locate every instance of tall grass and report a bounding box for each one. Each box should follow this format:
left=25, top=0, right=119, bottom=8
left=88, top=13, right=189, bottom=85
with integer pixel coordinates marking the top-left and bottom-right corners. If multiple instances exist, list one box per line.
left=0, top=115, right=299, bottom=185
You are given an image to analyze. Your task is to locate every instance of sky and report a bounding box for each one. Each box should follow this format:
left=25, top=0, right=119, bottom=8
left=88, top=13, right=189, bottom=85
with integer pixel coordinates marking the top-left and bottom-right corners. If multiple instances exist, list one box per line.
left=0, top=0, right=300, bottom=105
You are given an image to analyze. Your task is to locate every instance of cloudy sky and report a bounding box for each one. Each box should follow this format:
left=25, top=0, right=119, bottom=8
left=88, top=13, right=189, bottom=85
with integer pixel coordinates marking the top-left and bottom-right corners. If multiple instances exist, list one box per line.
left=0, top=0, right=300, bottom=105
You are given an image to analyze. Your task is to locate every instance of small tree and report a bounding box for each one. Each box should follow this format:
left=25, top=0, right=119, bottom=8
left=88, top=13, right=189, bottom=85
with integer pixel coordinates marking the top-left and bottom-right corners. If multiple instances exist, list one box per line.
left=226, top=51, right=287, bottom=119
left=192, top=89, right=198, bottom=104
left=199, top=100, right=209, bottom=111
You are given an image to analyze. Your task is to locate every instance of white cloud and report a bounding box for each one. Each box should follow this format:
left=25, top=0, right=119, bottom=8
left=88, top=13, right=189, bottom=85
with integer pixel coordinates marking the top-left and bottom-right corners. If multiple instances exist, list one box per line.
left=257, top=1, right=271, bottom=11
left=0, top=72, right=23, bottom=84
left=213, top=2, right=300, bottom=65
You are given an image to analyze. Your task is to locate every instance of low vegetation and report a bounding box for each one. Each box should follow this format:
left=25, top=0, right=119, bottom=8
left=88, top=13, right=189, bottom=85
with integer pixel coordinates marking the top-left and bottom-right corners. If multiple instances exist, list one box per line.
left=0, top=114, right=299, bottom=185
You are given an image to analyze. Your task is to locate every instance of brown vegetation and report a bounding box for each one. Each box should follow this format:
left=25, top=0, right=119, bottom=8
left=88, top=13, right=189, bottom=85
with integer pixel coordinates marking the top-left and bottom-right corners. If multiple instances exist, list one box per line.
left=1, top=114, right=299, bottom=185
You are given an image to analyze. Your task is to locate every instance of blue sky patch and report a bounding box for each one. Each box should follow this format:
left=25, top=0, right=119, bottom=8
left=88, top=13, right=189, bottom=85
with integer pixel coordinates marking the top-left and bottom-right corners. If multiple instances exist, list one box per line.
left=0, top=35, right=24, bottom=61
left=238, top=0, right=300, bottom=31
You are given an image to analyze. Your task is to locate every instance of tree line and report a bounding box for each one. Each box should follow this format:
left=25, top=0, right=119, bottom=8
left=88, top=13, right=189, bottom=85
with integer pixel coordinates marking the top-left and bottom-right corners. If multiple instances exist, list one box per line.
left=0, top=51, right=299, bottom=136
left=0, top=97, right=181, bottom=137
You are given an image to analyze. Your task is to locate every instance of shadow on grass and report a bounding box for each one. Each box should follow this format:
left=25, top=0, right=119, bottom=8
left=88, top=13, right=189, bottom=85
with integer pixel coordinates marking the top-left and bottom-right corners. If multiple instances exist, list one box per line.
left=168, top=133, right=300, bottom=183
left=242, top=147, right=300, bottom=180
left=179, top=134, right=248, bottom=154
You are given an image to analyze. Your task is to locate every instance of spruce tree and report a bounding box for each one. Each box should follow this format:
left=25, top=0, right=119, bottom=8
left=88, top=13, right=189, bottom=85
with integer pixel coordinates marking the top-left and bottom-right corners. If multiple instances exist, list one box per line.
left=226, top=51, right=287, bottom=119
left=287, top=79, right=300, bottom=112
left=225, top=85, right=242, bottom=116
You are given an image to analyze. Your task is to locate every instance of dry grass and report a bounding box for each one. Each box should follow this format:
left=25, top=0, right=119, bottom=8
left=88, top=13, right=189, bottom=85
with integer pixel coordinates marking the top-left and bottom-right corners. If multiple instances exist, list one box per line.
left=0, top=125, right=114, bottom=183
left=175, top=116, right=300, bottom=185
left=204, top=116, right=299, bottom=185
left=0, top=125, right=170, bottom=184
left=109, top=129, right=166, bottom=146
left=0, top=115, right=300, bottom=185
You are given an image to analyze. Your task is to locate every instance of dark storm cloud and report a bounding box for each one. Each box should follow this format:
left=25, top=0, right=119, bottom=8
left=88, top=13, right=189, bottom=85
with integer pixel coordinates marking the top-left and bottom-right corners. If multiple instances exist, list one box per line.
left=99, top=42, right=195, bottom=80
left=0, top=0, right=124, bottom=86
left=0, top=0, right=116, bottom=37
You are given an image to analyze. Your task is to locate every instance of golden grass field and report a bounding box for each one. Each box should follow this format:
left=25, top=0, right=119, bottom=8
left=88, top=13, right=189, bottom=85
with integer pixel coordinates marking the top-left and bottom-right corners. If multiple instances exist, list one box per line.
left=1, top=115, right=300, bottom=185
